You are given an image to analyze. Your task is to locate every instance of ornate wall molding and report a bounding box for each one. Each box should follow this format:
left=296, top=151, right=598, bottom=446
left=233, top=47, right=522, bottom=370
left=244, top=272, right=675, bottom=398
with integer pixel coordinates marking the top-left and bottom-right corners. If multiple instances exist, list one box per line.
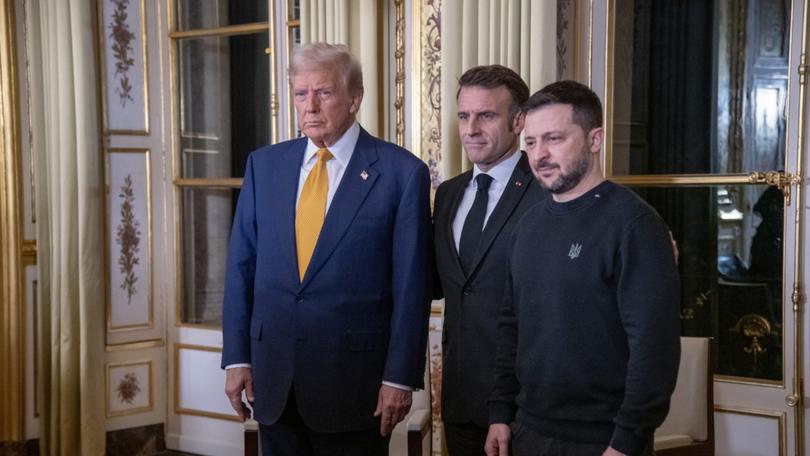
left=0, top=0, right=25, bottom=442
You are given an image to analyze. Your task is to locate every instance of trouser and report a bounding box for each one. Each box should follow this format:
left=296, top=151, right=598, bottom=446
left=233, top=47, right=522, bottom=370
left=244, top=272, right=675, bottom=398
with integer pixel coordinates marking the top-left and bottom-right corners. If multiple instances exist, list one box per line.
left=258, top=390, right=390, bottom=456
left=444, top=420, right=488, bottom=456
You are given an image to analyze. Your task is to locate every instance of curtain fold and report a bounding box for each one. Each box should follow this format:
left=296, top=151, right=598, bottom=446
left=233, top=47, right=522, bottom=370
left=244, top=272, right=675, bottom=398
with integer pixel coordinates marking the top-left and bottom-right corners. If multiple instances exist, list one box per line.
left=28, top=0, right=106, bottom=454
left=299, top=0, right=383, bottom=137
left=440, top=0, right=557, bottom=178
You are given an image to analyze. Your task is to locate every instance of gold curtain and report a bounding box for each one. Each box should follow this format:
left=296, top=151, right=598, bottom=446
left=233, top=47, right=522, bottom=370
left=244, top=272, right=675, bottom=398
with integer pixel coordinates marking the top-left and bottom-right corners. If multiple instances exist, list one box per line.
left=299, top=0, right=384, bottom=137
left=27, top=0, right=106, bottom=453
left=440, top=0, right=557, bottom=178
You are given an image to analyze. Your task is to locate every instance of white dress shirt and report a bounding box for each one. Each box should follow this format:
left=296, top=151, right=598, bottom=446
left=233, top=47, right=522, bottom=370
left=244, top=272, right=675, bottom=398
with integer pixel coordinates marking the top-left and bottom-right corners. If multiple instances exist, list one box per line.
left=295, top=122, right=360, bottom=210
left=452, top=150, right=522, bottom=251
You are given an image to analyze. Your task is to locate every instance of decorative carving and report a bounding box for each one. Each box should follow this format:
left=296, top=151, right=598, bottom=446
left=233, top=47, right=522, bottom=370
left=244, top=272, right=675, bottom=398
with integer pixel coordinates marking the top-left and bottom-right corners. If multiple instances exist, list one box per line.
left=116, top=371, right=141, bottom=404
left=422, top=0, right=443, bottom=188
left=395, top=0, right=405, bottom=146
left=116, top=174, right=141, bottom=304
left=108, top=0, right=137, bottom=107
left=734, top=313, right=773, bottom=365
left=556, top=0, right=573, bottom=80
left=748, top=170, right=801, bottom=205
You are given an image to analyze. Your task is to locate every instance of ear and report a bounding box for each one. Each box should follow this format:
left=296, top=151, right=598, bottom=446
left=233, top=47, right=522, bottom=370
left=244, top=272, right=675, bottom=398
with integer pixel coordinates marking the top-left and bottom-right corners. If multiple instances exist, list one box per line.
left=349, top=92, right=364, bottom=115
left=588, top=127, right=604, bottom=154
left=512, top=111, right=525, bottom=135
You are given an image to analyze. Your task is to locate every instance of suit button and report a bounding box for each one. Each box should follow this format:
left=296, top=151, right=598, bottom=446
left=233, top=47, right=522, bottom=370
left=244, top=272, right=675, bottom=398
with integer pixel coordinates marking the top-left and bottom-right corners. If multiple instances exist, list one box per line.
left=296, top=297, right=304, bottom=303
left=463, top=289, right=471, bottom=296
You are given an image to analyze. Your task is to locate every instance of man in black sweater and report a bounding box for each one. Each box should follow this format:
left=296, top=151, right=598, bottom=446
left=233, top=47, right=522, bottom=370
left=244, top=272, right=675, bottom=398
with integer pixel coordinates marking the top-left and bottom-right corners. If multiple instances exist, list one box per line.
left=485, top=81, right=681, bottom=456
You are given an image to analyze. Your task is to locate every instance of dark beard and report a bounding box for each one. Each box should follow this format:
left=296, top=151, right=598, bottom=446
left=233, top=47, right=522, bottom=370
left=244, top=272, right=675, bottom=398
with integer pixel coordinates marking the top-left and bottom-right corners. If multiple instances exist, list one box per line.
left=538, top=147, right=591, bottom=194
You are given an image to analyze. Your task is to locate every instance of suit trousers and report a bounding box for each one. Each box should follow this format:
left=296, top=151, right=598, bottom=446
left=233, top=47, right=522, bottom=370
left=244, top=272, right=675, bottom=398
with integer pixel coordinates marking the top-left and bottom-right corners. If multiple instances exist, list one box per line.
left=258, top=390, right=390, bottom=456
left=444, top=421, right=488, bottom=456
left=510, top=421, right=655, bottom=456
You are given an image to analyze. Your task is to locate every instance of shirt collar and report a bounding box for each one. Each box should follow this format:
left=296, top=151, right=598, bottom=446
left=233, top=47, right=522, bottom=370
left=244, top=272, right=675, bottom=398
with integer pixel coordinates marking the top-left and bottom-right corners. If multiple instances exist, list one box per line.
left=471, top=149, right=521, bottom=187
left=303, top=122, right=361, bottom=168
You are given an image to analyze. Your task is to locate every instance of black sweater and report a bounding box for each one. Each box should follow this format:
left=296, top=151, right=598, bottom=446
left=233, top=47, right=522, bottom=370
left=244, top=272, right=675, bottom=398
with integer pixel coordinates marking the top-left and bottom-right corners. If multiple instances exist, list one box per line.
left=489, top=181, right=681, bottom=456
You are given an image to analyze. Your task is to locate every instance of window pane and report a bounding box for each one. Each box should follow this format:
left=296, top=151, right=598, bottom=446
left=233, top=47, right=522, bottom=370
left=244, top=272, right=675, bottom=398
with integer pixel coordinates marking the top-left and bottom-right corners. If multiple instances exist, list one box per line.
left=288, top=0, right=300, bottom=20
left=180, top=187, right=240, bottom=326
left=630, top=185, right=784, bottom=381
left=175, top=0, right=268, bottom=30
left=610, top=0, right=789, bottom=175
left=178, top=32, right=270, bottom=179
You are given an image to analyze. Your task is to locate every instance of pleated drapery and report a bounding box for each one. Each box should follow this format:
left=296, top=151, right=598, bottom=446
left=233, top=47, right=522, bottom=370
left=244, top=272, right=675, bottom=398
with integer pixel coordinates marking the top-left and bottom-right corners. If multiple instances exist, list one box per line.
left=26, top=0, right=106, bottom=454
left=440, top=0, right=557, bottom=178
left=300, top=0, right=384, bottom=137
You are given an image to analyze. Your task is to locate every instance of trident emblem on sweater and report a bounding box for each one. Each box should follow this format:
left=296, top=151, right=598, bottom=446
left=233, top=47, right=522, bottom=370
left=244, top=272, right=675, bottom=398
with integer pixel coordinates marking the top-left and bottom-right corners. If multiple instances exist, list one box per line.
left=568, top=243, right=582, bottom=260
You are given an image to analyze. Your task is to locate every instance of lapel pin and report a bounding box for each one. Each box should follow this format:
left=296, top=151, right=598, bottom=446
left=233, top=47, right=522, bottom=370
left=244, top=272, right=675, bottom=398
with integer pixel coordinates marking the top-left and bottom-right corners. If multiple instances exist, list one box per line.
left=361, top=170, right=369, bottom=181
left=515, top=181, right=522, bottom=187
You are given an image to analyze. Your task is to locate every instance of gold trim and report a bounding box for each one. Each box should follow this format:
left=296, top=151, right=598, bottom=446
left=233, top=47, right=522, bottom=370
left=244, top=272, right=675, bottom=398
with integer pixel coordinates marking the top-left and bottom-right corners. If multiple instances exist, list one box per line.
left=21, top=239, right=36, bottom=266
left=174, top=321, right=222, bottom=330
left=173, top=344, right=241, bottom=422
left=174, top=177, right=243, bottom=188
left=714, top=405, right=787, bottom=456
left=105, top=338, right=164, bottom=352
left=269, top=0, right=278, bottom=145
left=99, top=0, right=151, bottom=136
left=587, top=0, right=593, bottom=87
left=410, top=0, right=422, bottom=157
left=169, top=22, right=269, bottom=40
left=715, top=374, right=784, bottom=388
left=0, top=0, right=25, bottom=440
left=603, top=0, right=616, bottom=177
left=287, top=19, right=300, bottom=28
left=611, top=174, right=758, bottom=186
left=106, top=360, right=154, bottom=417
left=104, top=148, right=154, bottom=334
left=790, top=2, right=809, bottom=454
left=394, top=0, right=405, bottom=147
left=32, top=279, right=38, bottom=418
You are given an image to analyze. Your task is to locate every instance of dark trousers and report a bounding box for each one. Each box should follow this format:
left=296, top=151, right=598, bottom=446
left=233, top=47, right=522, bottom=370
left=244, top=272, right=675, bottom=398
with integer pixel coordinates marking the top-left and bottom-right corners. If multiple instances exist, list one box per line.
left=258, top=391, right=390, bottom=456
left=444, top=421, right=488, bottom=456
left=510, top=422, right=655, bottom=456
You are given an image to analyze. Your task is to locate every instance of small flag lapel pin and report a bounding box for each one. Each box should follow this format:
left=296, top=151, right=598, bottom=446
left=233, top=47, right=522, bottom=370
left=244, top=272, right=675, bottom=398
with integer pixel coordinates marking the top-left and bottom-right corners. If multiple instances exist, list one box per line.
left=361, top=170, right=369, bottom=180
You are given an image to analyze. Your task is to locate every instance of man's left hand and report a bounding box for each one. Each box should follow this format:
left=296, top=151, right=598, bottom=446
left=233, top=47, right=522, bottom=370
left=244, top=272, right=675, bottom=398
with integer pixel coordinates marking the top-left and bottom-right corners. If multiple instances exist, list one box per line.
left=602, top=447, right=628, bottom=456
left=373, top=384, right=412, bottom=436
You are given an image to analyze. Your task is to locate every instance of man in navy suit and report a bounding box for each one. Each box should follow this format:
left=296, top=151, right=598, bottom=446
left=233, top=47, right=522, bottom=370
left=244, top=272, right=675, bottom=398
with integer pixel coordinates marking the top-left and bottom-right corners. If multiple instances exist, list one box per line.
left=222, top=42, right=432, bottom=455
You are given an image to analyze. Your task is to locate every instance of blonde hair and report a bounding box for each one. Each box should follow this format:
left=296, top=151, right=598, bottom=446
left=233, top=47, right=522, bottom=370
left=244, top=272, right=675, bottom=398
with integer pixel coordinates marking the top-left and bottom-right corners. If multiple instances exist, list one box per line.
left=289, top=42, right=364, bottom=95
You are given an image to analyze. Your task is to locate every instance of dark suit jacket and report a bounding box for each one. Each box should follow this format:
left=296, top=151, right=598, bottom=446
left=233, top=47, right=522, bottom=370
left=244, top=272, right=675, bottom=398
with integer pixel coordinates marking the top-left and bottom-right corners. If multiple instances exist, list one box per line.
left=221, top=128, right=433, bottom=432
left=434, top=152, right=547, bottom=427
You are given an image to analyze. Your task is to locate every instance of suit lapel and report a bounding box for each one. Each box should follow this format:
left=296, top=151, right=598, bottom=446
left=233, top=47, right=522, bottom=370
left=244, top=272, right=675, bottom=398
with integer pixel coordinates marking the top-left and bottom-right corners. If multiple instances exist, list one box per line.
left=271, top=139, right=307, bottom=285
left=300, top=129, right=379, bottom=289
left=464, top=152, right=533, bottom=283
left=444, top=171, right=471, bottom=279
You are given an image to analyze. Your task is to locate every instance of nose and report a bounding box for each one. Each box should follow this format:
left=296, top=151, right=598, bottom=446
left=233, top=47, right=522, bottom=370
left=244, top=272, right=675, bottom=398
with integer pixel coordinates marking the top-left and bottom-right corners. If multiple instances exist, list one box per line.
left=527, top=142, right=549, bottom=164
left=304, top=93, right=319, bottom=112
left=466, top=117, right=481, bottom=136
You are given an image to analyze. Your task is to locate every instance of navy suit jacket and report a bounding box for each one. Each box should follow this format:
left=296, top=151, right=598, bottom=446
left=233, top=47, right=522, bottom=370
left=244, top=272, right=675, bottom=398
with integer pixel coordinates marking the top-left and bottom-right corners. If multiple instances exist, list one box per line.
left=221, top=128, right=432, bottom=432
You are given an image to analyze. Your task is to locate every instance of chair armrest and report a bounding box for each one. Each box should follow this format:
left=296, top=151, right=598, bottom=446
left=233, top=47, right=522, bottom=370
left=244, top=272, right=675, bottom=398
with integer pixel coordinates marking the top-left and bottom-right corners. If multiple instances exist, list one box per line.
left=406, top=408, right=430, bottom=432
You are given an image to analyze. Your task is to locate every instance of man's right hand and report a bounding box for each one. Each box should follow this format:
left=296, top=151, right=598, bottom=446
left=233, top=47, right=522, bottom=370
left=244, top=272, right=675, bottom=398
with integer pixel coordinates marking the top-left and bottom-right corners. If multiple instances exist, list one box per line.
left=485, top=423, right=511, bottom=456
left=225, top=367, right=254, bottom=421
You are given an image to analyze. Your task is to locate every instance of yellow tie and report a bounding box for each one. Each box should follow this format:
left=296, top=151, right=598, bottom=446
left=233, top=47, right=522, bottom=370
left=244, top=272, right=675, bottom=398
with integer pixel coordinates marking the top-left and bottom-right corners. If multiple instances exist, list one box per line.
left=296, top=148, right=333, bottom=281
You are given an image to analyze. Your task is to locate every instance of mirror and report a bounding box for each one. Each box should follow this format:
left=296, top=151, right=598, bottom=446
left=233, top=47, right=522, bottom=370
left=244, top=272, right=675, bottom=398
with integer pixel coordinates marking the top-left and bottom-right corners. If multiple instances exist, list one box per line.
left=610, top=0, right=790, bottom=175
left=632, top=185, right=783, bottom=381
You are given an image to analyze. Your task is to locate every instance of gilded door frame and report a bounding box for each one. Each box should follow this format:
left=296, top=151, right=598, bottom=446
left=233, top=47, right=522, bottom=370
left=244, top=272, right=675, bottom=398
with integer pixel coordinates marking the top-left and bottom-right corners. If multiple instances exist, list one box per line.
left=0, top=0, right=25, bottom=444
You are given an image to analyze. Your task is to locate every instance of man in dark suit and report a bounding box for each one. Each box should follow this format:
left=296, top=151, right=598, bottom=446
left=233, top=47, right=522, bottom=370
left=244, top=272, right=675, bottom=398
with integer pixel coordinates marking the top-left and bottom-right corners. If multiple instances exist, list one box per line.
left=221, top=42, right=432, bottom=456
left=433, top=65, right=547, bottom=456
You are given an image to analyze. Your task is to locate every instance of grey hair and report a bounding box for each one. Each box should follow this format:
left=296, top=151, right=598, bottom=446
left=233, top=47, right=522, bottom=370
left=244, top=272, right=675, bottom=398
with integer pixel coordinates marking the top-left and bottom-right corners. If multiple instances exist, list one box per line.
left=289, top=42, right=364, bottom=95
